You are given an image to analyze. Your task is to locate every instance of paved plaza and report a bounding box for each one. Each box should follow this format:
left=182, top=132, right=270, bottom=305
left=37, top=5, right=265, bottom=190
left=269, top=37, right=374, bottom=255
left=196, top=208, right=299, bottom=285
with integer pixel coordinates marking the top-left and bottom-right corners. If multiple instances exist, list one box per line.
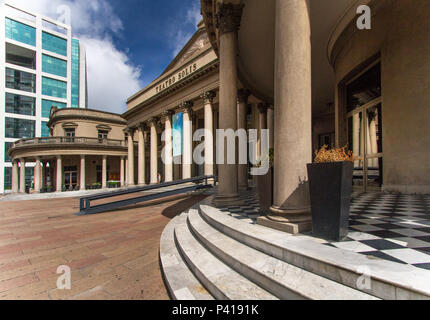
left=0, top=193, right=207, bottom=300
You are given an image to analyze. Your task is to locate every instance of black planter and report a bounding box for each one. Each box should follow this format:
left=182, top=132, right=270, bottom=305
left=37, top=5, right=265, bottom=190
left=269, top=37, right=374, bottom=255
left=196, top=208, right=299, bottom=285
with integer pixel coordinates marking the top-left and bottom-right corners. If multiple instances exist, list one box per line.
left=307, top=161, right=353, bottom=241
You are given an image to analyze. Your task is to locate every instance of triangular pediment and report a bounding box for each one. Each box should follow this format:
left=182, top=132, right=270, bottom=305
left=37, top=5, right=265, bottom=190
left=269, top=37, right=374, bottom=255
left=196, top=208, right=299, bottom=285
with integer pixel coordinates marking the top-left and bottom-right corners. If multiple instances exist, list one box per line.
left=161, top=24, right=211, bottom=76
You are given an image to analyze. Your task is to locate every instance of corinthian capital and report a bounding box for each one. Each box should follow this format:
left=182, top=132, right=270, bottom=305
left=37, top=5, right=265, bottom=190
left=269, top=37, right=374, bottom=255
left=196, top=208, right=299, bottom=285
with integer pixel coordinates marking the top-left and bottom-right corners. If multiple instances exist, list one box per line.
left=179, top=101, right=194, bottom=114
left=216, top=3, right=245, bottom=35
left=200, top=91, right=216, bottom=104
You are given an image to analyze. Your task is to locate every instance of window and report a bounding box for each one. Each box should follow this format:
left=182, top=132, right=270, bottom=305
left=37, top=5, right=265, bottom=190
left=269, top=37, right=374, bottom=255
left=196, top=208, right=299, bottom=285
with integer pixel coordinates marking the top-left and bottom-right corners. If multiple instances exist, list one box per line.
left=41, top=99, right=67, bottom=118
left=5, top=18, right=36, bottom=46
left=4, top=167, right=12, bottom=191
left=6, top=68, right=36, bottom=93
left=42, top=77, right=67, bottom=99
left=5, top=93, right=35, bottom=116
left=346, top=63, right=381, bottom=113
left=42, top=32, right=67, bottom=56
left=98, top=130, right=109, bottom=142
left=5, top=117, right=35, bottom=139
left=6, top=43, right=36, bottom=69
left=64, top=128, right=75, bottom=142
left=41, top=122, right=50, bottom=137
left=4, top=142, right=13, bottom=162
left=71, top=39, right=80, bottom=108
left=42, top=54, right=67, bottom=78
left=345, top=62, right=382, bottom=191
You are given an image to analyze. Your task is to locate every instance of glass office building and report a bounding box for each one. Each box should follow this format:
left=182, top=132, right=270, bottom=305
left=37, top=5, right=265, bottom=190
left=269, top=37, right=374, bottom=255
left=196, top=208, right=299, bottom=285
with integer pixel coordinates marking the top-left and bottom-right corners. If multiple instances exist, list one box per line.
left=0, top=2, right=88, bottom=193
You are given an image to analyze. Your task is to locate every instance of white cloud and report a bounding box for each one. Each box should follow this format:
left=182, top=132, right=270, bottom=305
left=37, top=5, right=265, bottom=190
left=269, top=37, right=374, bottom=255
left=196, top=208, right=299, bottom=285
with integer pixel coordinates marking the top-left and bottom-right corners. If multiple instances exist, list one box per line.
left=5, top=0, right=142, bottom=113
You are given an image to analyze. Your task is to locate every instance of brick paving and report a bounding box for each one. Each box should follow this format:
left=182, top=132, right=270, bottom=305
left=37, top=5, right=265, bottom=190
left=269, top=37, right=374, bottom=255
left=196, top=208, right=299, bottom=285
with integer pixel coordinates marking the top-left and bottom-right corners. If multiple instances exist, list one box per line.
left=0, top=193, right=207, bottom=300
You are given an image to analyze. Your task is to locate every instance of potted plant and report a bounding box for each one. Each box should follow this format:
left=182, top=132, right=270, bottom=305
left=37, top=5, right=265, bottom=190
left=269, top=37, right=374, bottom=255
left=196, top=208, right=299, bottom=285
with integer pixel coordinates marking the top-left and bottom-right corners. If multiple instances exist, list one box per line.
left=307, top=145, right=354, bottom=241
left=256, top=148, right=274, bottom=214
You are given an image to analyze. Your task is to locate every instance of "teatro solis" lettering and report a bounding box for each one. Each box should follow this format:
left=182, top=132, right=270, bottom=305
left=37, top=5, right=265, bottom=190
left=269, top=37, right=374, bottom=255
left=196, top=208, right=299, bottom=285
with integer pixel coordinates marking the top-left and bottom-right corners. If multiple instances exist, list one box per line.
left=155, top=63, right=198, bottom=94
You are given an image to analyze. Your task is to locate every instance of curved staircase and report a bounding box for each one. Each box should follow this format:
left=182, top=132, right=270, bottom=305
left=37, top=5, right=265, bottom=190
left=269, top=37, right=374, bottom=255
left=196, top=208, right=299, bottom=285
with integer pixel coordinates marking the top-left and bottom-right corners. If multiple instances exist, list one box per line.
left=160, top=196, right=430, bottom=300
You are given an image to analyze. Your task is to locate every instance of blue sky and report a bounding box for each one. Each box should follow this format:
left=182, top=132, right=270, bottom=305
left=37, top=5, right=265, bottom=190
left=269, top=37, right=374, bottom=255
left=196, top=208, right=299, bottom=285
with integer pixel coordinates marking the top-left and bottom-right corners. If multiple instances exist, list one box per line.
left=109, top=0, right=201, bottom=86
left=7, top=0, right=202, bottom=113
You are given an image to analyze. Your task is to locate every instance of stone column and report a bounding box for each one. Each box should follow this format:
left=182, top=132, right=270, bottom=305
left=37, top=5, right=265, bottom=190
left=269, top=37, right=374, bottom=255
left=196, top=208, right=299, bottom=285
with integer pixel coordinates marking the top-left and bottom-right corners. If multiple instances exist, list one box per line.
left=137, top=124, right=146, bottom=185
left=34, top=157, right=41, bottom=193
left=267, top=106, right=274, bottom=149
left=41, top=161, right=47, bottom=190
left=368, top=112, right=378, bottom=168
left=238, top=89, right=250, bottom=190
left=102, top=155, right=107, bottom=189
left=163, top=110, right=174, bottom=182
left=19, top=159, right=26, bottom=193
left=353, top=113, right=360, bottom=168
left=201, top=91, right=216, bottom=179
left=258, top=103, right=268, bottom=161
left=181, top=102, right=193, bottom=180
left=56, top=156, right=62, bottom=192
left=259, top=0, right=312, bottom=234
left=214, top=3, right=244, bottom=206
left=148, top=118, right=159, bottom=184
left=80, top=155, right=86, bottom=191
left=125, top=157, right=129, bottom=186
left=120, top=156, right=125, bottom=187
left=127, top=129, right=135, bottom=186
left=12, top=160, right=19, bottom=194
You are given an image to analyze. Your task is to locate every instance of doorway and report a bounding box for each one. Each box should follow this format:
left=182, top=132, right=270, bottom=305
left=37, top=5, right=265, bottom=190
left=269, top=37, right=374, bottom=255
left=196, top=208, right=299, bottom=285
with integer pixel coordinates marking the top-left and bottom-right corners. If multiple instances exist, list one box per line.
left=345, top=61, right=383, bottom=192
left=64, top=166, right=78, bottom=190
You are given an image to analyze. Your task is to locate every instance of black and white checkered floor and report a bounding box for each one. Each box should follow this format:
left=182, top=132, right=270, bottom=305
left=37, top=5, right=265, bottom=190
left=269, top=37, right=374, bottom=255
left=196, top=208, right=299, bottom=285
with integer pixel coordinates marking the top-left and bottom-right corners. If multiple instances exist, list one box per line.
left=217, top=191, right=430, bottom=271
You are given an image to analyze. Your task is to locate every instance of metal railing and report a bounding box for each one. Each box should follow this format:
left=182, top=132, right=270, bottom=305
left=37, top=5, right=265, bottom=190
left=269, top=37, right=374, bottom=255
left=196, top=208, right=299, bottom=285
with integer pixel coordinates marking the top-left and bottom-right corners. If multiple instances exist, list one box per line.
left=76, top=175, right=216, bottom=216
left=12, top=137, right=127, bottom=148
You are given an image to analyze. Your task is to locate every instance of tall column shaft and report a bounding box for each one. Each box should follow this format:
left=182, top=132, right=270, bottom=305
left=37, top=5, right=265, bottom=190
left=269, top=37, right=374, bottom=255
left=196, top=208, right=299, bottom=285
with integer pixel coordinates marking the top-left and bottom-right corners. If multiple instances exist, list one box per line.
left=120, top=156, right=125, bottom=187
left=182, top=106, right=193, bottom=180
left=201, top=92, right=215, bottom=178
left=271, top=0, right=312, bottom=217
left=102, top=155, right=107, bottom=189
left=137, top=126, right=146, bottom=185
left=19, top=159, right=26, bottom=193
left=12, top=161, right=19, bottom=194
left=267, top=106, right=274, bottom=149
left=164, top=112, right=174, bottom=182
left=214, top=3, right=244, bottom=205
left=125, top=158, right=129, bottom=185
left=80, top=155, right=86, bottom=191
left=150, top=120, right=158, bottom=184
left=56, top=156, right=62, bottom=192
left=258, top=103, right=268, bottom=160
left=127, top=130, right=135, bottom=186
left=34, top=157, right=41, bottom=193
left=238, top=90, right=250, bottom=190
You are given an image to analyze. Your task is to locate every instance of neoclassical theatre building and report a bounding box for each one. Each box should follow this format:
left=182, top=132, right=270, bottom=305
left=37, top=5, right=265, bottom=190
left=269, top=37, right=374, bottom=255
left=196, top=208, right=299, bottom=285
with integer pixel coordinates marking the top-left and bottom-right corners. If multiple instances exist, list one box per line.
left=8, top=1, right=430, bottom=228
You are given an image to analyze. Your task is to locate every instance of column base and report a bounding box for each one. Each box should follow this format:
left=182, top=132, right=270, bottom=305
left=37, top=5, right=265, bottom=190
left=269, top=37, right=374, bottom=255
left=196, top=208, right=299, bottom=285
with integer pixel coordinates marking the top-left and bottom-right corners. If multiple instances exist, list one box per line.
left=213, top=193, right=245, bottom=207
left=256, top=205, right=312, bottom=235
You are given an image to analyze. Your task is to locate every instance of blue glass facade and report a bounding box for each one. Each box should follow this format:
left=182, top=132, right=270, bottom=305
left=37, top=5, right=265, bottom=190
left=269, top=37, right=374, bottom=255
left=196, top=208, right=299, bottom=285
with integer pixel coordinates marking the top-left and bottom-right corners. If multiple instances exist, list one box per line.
left=5, top=117, right=35, bottom=139
left=71, top=39, right=80, bottom=108
left=41, top=99, right=67, bottom=118
left=42, top=77, right=67, bottom=99
left=5, top=18, right=36, bottom=46
left=42, top=54, right=67, bottom=78
left=42, top=32, right=67, bottom=56
left=41, top=122, right=50, bottom=137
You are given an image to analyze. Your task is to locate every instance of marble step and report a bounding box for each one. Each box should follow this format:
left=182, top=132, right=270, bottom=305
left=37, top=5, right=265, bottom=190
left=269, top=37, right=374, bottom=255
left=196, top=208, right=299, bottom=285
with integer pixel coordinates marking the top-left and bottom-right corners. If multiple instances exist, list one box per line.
left=199, top=199, right=430, bottom=300
left=188, top=208, right=378, bottom=300
left=159, top=213, right=213, bottom=300
left=174, top=213, right=277, bottom=300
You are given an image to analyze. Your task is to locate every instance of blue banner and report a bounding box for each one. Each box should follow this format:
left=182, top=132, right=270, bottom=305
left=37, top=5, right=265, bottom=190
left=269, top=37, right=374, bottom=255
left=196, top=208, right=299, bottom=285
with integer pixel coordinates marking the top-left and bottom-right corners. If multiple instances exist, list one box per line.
left=172, top=112, right=183, bottom=157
